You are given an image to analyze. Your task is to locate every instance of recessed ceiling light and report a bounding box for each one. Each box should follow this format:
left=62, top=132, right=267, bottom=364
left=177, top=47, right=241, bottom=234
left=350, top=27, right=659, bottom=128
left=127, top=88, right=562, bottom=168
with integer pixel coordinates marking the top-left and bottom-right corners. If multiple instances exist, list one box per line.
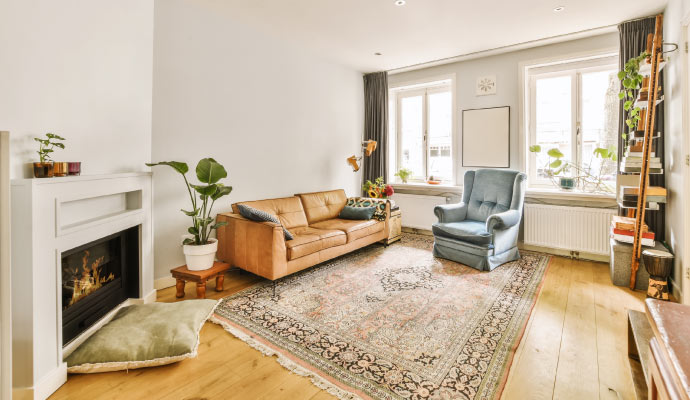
left=375, top=52, right=382, bottom=56
left=553, top=6, right=565, bottom=12
left=394, top=0, right=406, bottom=6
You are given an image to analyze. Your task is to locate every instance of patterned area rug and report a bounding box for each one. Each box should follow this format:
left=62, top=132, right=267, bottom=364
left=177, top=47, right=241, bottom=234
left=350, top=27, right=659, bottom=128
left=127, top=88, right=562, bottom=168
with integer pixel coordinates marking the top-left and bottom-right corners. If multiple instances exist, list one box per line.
left=212, top=234, right=550, bottom=400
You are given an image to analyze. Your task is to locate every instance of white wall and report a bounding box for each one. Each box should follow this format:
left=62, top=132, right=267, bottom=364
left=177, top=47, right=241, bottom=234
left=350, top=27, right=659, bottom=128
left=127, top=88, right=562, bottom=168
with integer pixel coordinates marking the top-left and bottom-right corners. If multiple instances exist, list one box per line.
left=388, top=33, right=618, bottom=184
left=0, top=0, right=154, bottom=179
left=663, top=0, right=690, bottom=301
left=151, top=0, right=364, bottom=279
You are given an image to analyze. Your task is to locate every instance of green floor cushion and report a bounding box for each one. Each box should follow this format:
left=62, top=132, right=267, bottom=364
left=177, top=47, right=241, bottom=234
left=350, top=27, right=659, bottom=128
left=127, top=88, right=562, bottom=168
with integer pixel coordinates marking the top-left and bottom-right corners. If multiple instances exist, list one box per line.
left=65, top=299, right=217, bottom=373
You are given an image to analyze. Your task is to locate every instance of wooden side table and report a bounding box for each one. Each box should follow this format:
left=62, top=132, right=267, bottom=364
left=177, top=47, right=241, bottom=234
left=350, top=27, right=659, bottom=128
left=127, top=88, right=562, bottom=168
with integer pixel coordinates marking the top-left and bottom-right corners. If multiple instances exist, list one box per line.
left=170, top=261, right=230, bottom=299
left=383, top=208, right=402, bottom=245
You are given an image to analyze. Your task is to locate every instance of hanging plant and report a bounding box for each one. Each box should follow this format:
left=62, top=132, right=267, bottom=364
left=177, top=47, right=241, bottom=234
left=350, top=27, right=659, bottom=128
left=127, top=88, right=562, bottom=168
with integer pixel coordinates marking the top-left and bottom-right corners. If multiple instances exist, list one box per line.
left=618, top=51, right=650, bottom=141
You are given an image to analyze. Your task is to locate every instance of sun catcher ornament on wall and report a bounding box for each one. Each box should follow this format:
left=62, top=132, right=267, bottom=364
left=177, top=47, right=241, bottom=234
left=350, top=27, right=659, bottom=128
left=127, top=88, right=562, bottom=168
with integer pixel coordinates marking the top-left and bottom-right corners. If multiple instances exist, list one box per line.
left=476, top=75, right=496, bottom=96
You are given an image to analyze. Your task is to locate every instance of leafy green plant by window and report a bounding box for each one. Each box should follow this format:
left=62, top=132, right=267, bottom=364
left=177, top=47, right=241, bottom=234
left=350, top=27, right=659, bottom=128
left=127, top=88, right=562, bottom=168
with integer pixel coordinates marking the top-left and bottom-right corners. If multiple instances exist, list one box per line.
left=34, top=133, right=66, bottom=163
left=394, top=168, right=413, bottom=183
left=146, top=158, right=232, bottom=245
left=618, top=51, right=650, bottom=140
left=529, top=145, right=617, bottom=193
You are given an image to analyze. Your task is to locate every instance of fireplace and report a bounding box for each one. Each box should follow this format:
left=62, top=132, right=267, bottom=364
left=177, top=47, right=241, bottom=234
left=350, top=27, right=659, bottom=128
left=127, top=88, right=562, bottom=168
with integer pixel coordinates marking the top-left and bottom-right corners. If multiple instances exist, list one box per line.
left=61, top=226, right=140, bottom=345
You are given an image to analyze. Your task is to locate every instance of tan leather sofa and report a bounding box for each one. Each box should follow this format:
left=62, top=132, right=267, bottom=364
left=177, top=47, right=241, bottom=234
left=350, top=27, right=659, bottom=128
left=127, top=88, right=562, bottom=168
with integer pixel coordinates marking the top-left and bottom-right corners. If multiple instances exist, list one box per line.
left=216, top=189, right=390, bottom=280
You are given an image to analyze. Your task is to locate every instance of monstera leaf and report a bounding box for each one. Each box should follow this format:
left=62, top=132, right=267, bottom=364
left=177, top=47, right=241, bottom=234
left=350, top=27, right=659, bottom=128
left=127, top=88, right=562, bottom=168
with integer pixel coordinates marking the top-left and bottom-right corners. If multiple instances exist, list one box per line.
left=196, top=158, right=227, bottom=184
left=145, top=161, right=189, bottom=175
left=211, top=184, right=232, bottom=200
left=191, top=183, right=218, bottom=196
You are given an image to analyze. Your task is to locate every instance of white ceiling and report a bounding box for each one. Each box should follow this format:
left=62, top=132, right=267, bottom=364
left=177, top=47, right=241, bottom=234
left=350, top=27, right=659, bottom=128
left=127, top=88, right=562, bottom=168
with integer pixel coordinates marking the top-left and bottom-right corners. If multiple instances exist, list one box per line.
left=209, top=0, right=668, bottom=73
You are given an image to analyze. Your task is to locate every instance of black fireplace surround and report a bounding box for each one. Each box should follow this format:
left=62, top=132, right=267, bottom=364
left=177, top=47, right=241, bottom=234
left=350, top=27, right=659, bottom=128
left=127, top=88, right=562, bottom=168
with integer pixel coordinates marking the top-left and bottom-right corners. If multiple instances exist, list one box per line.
left=61, top=226, right=140, bottom=345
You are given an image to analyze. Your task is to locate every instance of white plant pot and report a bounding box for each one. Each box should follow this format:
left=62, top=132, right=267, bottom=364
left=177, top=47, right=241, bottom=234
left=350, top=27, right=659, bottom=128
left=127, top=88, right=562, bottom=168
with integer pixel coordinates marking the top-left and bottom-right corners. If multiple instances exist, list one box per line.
left=183, top=238, right=218, bottom=271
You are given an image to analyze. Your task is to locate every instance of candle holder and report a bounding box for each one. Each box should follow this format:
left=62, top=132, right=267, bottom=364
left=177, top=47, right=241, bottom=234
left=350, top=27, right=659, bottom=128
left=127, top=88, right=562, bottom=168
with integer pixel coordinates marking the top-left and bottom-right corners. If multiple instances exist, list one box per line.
left=67, top=162, right=81, bottom=176
left=53, top=162, right=69, bottom=177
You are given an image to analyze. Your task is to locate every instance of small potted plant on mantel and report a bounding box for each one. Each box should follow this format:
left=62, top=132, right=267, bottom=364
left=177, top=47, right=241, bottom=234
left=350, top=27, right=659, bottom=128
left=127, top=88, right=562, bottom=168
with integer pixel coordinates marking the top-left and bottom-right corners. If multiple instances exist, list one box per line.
left=33, top=133, right=65, bottom=178
left=147, top=158, right=232, bottom=270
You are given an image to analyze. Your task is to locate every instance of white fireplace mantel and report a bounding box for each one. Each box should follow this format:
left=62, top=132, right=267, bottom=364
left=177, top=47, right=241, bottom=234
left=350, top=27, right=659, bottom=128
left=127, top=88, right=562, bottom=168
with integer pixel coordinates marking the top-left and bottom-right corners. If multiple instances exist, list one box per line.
left=10, top=172, right=154, bottom=400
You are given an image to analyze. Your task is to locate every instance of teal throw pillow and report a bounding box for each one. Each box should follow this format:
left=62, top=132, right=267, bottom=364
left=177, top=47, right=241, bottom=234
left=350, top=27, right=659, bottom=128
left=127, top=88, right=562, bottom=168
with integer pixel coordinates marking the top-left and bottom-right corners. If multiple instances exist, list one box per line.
left=339, top=205, right=376, bottom=220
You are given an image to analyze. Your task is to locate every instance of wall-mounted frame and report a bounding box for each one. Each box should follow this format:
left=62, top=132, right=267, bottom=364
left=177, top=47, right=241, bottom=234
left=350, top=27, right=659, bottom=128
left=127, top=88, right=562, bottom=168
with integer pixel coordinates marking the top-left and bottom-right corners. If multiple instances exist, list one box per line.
left=462, top=106, right=510, bottom=168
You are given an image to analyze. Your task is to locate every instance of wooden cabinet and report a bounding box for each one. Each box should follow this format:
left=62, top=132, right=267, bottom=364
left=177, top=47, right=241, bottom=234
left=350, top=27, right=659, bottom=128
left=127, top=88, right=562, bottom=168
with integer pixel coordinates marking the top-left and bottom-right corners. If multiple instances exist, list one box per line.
left=646, top=300, right=690, bottom=400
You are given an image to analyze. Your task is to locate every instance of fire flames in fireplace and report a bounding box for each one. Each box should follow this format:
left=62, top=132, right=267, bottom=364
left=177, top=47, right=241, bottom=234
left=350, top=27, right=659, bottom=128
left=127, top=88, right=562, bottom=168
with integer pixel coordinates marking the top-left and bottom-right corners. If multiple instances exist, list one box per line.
left=64, top=250, right=115, bottom=307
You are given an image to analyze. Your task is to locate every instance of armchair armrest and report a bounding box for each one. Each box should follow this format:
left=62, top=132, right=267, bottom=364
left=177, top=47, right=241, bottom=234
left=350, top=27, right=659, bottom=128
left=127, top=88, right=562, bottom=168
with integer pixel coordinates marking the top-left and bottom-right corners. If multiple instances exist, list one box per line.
left=216, top=213, right=287, bottom=280
left=434, top=203, right=468, bottom=223
left=486, top=209, right=521, bottom=233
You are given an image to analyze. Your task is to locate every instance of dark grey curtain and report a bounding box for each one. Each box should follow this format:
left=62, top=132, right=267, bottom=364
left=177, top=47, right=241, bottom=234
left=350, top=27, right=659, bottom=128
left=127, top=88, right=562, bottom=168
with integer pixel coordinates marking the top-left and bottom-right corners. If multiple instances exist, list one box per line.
left=618, top=16, right=665, bottom=241
left=362, top=72, right=389, bottom=188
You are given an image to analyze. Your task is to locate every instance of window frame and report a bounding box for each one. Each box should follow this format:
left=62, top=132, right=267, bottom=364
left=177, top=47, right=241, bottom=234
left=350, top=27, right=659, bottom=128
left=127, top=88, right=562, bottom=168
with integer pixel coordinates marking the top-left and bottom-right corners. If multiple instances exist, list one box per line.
left=390, top=75, right=456, bottom=184
left=524, top=54, right=619, bottom=189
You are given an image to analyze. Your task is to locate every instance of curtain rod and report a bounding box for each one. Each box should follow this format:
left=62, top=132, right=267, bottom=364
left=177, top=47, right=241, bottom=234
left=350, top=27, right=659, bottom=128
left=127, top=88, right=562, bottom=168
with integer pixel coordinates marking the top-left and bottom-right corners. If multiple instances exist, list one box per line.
left=387, top=24, right=618, bottom=75
left=619, top=14, right=659, bottom=25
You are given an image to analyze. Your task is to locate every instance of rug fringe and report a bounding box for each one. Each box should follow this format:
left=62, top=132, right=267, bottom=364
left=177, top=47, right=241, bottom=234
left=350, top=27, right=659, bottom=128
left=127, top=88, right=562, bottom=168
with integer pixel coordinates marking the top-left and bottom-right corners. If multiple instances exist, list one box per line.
left=209, top=315, right=363, bottom=400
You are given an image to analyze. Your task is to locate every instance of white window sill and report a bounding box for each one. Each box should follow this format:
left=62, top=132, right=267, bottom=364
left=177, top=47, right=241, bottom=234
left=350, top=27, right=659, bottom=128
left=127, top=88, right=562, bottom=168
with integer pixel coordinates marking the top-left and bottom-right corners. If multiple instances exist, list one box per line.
left=391, top=182, right=462, bottom=193
left=526, top=187, right=615, bottom=201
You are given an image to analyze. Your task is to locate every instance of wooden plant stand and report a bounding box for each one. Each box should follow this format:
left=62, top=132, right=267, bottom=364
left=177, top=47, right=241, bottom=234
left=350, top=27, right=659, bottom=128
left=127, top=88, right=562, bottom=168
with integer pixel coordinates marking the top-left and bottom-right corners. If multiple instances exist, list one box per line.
left=170, top=261, right=230, bottom=299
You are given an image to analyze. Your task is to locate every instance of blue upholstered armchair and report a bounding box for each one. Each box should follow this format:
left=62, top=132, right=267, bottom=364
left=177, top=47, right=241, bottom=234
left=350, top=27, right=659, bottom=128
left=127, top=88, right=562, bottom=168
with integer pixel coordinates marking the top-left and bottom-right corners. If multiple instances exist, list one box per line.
left=432, top=169, right=526, bottom=271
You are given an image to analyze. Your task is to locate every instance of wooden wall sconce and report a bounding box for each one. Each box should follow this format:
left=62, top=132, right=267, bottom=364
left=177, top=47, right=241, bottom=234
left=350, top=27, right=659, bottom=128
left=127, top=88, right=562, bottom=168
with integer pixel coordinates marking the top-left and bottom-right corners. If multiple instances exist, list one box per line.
left=347, top=140, right=377, bottom=172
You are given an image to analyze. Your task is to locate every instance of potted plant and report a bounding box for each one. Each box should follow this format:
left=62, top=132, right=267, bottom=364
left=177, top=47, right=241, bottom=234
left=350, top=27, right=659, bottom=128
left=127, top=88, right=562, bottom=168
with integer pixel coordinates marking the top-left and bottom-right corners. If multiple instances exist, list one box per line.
left=33, top=133, right=65, bottom=178
left=618, top=51, right=650, bottom=141
left=394, top=168, right=413, bottom=184
left=146, top=158, right=232, bottom=270
left=529, top=145, right=617, bottom=193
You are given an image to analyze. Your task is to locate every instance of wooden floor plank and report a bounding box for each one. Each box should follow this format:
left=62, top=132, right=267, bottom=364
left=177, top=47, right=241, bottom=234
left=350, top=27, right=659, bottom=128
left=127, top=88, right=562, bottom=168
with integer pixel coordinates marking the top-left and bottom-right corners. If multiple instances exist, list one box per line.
left=553, top=259, right=600, bottom=399
left=502, top=257, right=572, bottom=400
left=591, top=261, right=646, bottom=400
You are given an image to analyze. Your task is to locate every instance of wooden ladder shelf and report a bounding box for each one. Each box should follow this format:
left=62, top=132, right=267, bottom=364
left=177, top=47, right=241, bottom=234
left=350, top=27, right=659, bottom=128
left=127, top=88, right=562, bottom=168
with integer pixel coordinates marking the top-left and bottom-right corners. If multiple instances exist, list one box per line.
left=629, top=14, right=663, bottom=289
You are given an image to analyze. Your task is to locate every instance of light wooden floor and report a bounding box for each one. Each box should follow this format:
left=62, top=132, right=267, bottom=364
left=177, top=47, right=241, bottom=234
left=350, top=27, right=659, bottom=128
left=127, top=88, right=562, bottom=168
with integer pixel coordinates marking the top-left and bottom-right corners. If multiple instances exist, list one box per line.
left=50, top=256, right=645, bottom=400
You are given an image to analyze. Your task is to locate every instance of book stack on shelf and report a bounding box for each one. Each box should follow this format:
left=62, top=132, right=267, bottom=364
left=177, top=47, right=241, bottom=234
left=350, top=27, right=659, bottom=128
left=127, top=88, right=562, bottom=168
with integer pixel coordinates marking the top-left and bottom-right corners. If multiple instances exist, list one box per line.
left=611, top=215, right=655, bottom=247
left=618, top=185, right=667, bottom=210
left=619, top=141, right=663, bottom=174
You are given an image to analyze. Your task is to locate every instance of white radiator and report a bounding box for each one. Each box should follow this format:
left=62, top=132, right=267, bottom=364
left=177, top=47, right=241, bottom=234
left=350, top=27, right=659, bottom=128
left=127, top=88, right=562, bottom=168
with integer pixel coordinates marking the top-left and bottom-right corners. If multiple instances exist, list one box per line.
left=523, top=204, right=616, bottom=255
left=390, top=193, right=447, bottom=230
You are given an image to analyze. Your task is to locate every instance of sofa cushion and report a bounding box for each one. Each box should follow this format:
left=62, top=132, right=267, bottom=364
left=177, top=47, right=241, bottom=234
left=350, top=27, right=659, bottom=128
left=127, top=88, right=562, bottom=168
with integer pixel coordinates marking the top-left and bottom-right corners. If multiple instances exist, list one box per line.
left=296, top=190, right=347, bottom=223
left=310, top=218, right=383, bottom=242
left=232, top=196, right=307, bottom=229
left=286, top=227, right=346, bottom=260
left=339, top=205, right=376, bottom=220
left=432, top=220, right=492, bottom=246
left=236, top=204, right=293, bottom=240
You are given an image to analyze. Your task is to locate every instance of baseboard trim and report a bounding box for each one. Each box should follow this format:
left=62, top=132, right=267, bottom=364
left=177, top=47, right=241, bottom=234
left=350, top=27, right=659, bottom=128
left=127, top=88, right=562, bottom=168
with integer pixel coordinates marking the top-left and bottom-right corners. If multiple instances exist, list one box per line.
left=143, top=289, right=157, bottom=304
left=154, top=276, right=176, bottom=290
left=402, top=227, right=433, bottom=236
left=13, top=361, right=68, bottom=400
left=519, top=243, right=609, bottom=262
left=670, top=277, right=682, bottom=302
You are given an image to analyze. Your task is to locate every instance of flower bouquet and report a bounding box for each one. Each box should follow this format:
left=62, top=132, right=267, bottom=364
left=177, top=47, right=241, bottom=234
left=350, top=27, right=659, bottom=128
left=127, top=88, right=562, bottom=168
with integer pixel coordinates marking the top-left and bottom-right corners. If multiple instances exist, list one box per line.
left=362, top=177, right=394, bottom=198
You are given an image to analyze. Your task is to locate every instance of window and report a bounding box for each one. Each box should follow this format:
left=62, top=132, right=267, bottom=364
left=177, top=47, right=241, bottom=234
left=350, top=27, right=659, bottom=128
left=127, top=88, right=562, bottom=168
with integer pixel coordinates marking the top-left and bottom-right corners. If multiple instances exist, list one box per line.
left=390, top=78, right=454, bottom=183
left=526, top=55, right=619, bottom=190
